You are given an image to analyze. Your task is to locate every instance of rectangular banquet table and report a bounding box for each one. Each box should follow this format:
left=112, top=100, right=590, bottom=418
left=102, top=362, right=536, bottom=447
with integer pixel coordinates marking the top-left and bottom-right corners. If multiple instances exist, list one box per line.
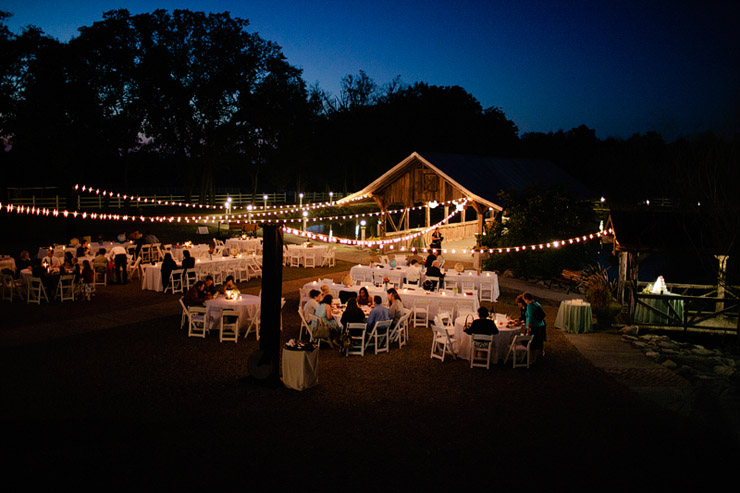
left=349, top=264, right=414, bottom=284
left=141, top=256, right=244, bottom=291
left=302, top=280, right=479, bottom=320
left=443, top=271, right=499, bottom=301
left=554, top=300, right=593, bottom=333
left=454, top=316, right=522, bottom=362
left=169, top=244, right=210, bottom=261
left=225, top=238, right=262, bottom=253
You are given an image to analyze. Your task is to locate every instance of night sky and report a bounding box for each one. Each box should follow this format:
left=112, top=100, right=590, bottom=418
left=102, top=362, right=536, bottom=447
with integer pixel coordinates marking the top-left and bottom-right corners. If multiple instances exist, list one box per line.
left=3, top=0, right=738, bottom=140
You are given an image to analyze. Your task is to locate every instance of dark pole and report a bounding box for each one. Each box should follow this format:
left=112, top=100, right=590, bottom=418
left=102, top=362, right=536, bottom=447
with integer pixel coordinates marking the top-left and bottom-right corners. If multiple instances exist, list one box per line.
left=247, top=223, right=283, bottom=386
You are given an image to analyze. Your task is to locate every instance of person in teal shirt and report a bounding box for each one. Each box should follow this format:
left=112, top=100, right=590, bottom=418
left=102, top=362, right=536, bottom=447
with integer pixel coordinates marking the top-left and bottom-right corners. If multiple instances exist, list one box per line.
left=523, top=292, right=546, bottom=364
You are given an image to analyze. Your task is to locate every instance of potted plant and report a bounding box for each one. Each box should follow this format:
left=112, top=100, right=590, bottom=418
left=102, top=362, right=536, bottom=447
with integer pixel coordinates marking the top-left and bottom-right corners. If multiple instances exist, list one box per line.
left=579, top=264, right=622, bottom=329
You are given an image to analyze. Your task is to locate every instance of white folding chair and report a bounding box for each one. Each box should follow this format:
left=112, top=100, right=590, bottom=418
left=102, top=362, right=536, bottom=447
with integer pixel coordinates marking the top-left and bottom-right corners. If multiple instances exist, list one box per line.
left=140, top=244, right=152, bottom=263
left=56, top=274, right=76, bottom=302
left=183, top=269, right=197, bottom=290
left=390, top=309, right=410, bottom=348
left=387, top=273, right=403, bottom=289
left=412, top=299, right=431, bottom=328
left=27, top=277, right=50, bottom=304
left=479, top=281, right=496, bottom=302
left=220, top=309, right=240, bottom=343
left=179, top=297, right=189, bottom=330
left=187, top=306, right=207, bottom=338
left=1, top=274, right=25, bottom=302
left=128, top=256, right=142, bottom=281
left=303, top=252, right=316, bottom=268
left=430, top=322, right=456, bottom=361
left=504, top=335, right=533, bottom=368
left=289, top=251, right=301, bottom=268
left=424, top=276, right=440, bottom=291
left=298, top=308, right=315, bottom=341
left=166, top=269, right=184, bottom=294
left=368, top=319, right=391, bottom=354
left=438, top=301, right=456, bottom=322
left=247, top=257, right=262, bottom=279
left=94, top=268, right=107, bottom=286
left=245, top=307, right=260, bottom=340
left=345, top=322, right=367, bottom=356
left=470, top=333, right=494, bottom=369
left=460, top=280, right=476, bottom=293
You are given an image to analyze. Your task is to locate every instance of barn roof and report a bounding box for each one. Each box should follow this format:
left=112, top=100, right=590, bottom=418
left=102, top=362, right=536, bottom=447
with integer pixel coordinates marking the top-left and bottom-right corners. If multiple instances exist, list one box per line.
left=339, top=151, right=592, bottom=210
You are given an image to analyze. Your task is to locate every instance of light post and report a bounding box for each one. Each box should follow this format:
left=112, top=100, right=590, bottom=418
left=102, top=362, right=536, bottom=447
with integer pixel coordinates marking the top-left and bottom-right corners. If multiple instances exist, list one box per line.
left=360, top=219, right=366, bottom=242
left=247, top=204, right=253, bottom=223
left=263, top=194, right=268, bottom=210
left=302, top=210, right=308, bottom=231
left=299, top=192, right=304, bottom=208
left=329, top=191, right=333, bottom=205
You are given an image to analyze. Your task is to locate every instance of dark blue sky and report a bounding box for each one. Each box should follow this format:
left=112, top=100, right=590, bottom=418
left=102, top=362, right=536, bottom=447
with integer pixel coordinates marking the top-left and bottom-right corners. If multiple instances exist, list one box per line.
left=3, top=0, right=738, bottom=140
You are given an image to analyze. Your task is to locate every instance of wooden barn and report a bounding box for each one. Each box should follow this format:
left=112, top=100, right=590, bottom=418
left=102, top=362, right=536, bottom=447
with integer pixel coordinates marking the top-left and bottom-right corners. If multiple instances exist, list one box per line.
left=339, top=151, right=592, bottom=246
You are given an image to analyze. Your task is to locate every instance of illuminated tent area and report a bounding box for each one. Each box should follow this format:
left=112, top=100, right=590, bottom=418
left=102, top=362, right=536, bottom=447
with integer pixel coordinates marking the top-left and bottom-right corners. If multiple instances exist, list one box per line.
left=338, top=151, right=592, bottom=249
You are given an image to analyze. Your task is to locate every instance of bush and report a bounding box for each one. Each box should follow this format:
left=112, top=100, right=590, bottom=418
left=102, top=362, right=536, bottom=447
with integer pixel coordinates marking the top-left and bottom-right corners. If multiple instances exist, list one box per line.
left=580, top=264, right=621, bottom=328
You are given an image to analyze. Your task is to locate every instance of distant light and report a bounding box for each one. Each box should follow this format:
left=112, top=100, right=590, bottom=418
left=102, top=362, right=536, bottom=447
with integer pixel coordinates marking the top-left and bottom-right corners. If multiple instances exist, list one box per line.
left=600, top=196, right=605, bottom=203
left=646, top=200, right=650, bottom=205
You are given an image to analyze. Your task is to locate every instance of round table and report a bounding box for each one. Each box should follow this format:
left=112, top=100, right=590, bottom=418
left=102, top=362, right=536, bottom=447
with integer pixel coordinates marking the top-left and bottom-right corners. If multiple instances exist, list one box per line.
left=454, top=316, right=522, bottom=362
left=204, top=294, right=261, bottom=332
left=554, top=300, right=593, bottom=334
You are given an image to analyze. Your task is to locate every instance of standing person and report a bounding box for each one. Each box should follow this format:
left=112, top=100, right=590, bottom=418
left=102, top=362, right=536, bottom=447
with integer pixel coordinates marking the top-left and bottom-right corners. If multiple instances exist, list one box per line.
left=515, top=294, right=527, bottom=324
left=523, top=292, right=547, bottom=364
left=108, top=242, right=129, bottom=284
left=430, top=227, right=443, bottom=250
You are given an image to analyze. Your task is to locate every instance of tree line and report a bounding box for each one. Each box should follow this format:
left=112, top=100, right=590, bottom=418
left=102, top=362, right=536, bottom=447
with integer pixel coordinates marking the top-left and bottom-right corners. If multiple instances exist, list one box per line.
left=1, top=9, right=737, bottom=214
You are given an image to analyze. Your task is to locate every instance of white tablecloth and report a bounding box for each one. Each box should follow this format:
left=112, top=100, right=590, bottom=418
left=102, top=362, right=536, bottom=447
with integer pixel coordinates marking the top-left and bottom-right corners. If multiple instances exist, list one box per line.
left=287, top=245, right=328, bottom=267
left=443, top=271, right=500, bottom=301
left=454, top=316, right=522, bottom=362
left=302, top=281, right=478, bottom=320
left=282, top=347, right=319, bottom=391
left=141, top=256, right=245, bottom=291
left=554, top=300, right=593, bottom=334
left=225, top=238, right=262, bottom=253
left=167, top=244, right=210, bottom=261
left=0, top=257, right=17, bottom=273
left=204, top=294, right=261, bottom=332
left=349, top=265, right=414, bottom=284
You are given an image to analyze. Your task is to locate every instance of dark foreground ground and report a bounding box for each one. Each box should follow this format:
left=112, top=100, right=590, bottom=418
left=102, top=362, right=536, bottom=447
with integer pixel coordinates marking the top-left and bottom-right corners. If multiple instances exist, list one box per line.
left=1, top=268, right=737, bottom=491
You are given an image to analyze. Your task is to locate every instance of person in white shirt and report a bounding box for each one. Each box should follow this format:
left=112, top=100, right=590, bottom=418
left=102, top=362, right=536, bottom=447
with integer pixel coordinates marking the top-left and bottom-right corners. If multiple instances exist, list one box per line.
left=108, top=244, right=128, bottom=284
left=406, top=259, right=421, bottom=285
left=302, top=289, right=321, bottom=326
left=42, top=248, right=62, bottom=268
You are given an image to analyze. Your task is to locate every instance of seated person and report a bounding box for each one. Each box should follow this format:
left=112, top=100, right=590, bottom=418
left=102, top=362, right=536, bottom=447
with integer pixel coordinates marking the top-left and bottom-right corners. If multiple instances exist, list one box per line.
left=366, top=295, right=391, bottom=330
left=183, top=280, right=207, bottom=307
left=181, top=249, right=195, bottom=272
left=315, top=294, right=341, bottom=340
left=387, top=288, right=404, bottom=327
left=341, top=297, right=366, bottom=328
left=424, top=260, right=445, bottom=289
left=76, top=240, right=91, bottom=258
left=303, top=289, right=321, bottom=321
left=93, top=248, right=109, bottom=274
left=42, top=247, right=62, bottom=268
left=424, top=251, right=437, bottom=269
left=356, top=286, right=372, bottom=306
left=406, top=259, right=421, bottom=285
left=464, top=307, right=499, bottom=336
left=16, top=250, right=32, bottom=277
left=221, top=275, right=239, bottom=294
left=160, top=252, right=179, bottom=290
left=204, top=275, right=218, bottom=298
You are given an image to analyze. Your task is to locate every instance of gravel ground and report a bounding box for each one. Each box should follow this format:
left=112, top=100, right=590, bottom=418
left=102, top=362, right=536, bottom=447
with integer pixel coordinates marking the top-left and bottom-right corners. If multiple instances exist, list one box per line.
left=1, top=262, right=737, bottom=490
